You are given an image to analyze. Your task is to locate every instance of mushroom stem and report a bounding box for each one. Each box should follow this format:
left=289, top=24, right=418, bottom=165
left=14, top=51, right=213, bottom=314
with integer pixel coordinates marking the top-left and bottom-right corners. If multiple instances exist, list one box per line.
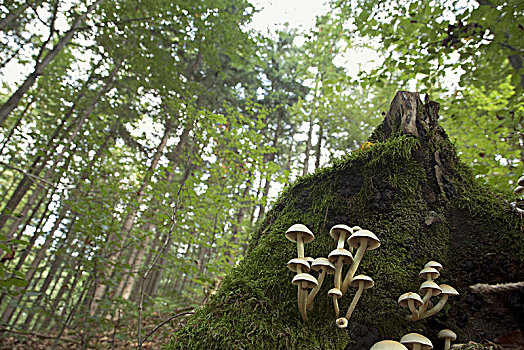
left=332, top=296, right=340, bottom=318
left=408, top=299, right=419, bottom=321
left=341, top=238, right=368, bottom=294
left=336, top=231, right=347, bottom=249
left=413, top=345, right=421, bottom=350
left=296, top=265, right=304, bottom=320
left=306, top=270, right=325, bottom=310
left=334, top=257, right=344, bottom=289
left=296, top=233, right=304, bottom=258
left=418, top=290, right=433, bottom=316
left=420, top=294, right=449, bottom=319
left=344, top=283, right=364, bottom=321
left=443, top=338, right=451, bottom=350
left=299, top=286, right=308, bottom=321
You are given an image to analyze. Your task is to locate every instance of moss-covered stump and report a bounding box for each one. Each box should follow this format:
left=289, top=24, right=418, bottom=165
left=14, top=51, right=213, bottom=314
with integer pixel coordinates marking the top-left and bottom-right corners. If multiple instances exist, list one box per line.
left=165, top=92, right=524, bottom=350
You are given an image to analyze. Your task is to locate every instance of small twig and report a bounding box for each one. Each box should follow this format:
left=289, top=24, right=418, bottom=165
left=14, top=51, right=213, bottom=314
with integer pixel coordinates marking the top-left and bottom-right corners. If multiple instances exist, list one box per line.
left=140, top=311, right=194, bottom=346
left=110, top=308, right=121, bottom=349
left=0, top=162, right=55, bottom=187
left=470, top=281, right=524, bottom=294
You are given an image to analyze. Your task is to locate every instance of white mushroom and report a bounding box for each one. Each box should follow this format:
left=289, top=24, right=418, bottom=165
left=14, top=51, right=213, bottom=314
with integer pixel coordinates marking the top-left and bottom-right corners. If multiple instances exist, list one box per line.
left=328, top=248, right=353, bottom=290
left=398, top=292, right=423, bottom=321
left=335, top=317, right=348, bottom=329
left=292, top=273, right=318, bottom=321
left=424, top=261, right=443, bottom=271
left=370, top=340, right=408, bottom=350
left=515, top=186, right=524, bottom=196
left=328, top=287, right=343, bottom=318
left=344, top=275, right=374, bottom=321
left=417, top=281, right=441, bottom=317
left=306, top=258, right=335, bottom=310
left=285, top=224, right=314, bottom=258
left=420, top=284, right=459, bottom=319
left=330, top=224, right=353, bottom=249
left=518, top=175, right=524, bottom=187
left=400, top=333, right=433, bottom=350
left=438, top=329, right=457, bottom=350
left=341, top=229, right=380, bottom=294
left=419, top=267, right=440, bottom=281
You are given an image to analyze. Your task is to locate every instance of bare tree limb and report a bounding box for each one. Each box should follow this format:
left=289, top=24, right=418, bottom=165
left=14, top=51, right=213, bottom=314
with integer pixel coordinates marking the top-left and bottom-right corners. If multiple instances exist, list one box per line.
left=139, top=311, right=194, bottom=346
left=0, top=162, right=55, bottom=188
left=470, top=281, right=524, bottom=294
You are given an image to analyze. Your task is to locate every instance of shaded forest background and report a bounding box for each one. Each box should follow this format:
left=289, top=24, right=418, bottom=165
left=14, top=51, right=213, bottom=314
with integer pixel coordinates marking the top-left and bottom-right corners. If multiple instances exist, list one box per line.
left=0, top=0, right=522, bottom=348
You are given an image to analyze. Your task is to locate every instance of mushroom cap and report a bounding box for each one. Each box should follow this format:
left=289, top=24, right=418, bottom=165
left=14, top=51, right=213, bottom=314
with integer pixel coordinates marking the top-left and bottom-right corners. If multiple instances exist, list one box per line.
left=400, top=333, right=433, bottom=350
left=304, top=256, right=315, bottom=265
left=351, top=225, right=362, bottom=231
left=439, top=284, right=459, bottom=296
left=349, top=275, right=374, bottom=289
left=370, top=340, right=408, bottom=350
left=419, top=267, right=440, bottom=280
left=518, top=175, right=524, bottom=187
left=330, top=224, right=353, bottom=241
left=291, top=273, right=318, bottom=289
left=328, top=248, right=354, bottom=264
left=328, top=288, right=342, bottom=298
left=335, top=317, right=348, bottom=328
left=514, top=186, right=524, bottom=195
left=438, top=329, right=457, bottom=341
left=424, top=261, right=443, bottom=271
left=347, top=230, right=381, bottom=250
left=311, top=257, right=336, bottom=274
left=420, top=281, right=442, bottom=296
left=285, top=224, right=315, bottom=243
left=398, top=292, right=423, bottom=308
left=287, top=258, right=311, bottom=273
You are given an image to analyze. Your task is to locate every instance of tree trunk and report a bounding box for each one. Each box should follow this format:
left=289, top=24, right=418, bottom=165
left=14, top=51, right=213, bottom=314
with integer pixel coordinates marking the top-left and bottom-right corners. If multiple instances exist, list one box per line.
left=165, top=91, right=524, bottom=350
left=314, top=124, right=323, bottom=170
left=89, top=120, right=172, bottom=316
left=0, top=57, right=120, bottom=231
left=0, top=2, right=30, bottom=30
left=302, top=114, right=315, bottom=176
left=0, top=0, right=107, bottom=126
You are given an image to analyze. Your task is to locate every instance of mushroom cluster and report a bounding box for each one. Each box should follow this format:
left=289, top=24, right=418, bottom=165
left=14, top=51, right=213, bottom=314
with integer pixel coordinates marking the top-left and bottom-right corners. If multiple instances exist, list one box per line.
left=285, top=223, right=380, bottom=326
left=398, top=261, right=459, bottom=321
left=370, top=329, right=457, bottom=350
left=514, top=175, right=524, bottom=196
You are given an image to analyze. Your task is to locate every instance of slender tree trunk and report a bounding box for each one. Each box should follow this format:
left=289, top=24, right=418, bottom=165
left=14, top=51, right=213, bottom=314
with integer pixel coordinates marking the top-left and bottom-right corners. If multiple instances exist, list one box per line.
left=20, top=229, right=77, bottom=329
left=0, top=89, right=39, bottom=154
left=121, top=232, right=151, bottom=300
left=89, top=120, right=172, bottom=316
left=302, top=114, right=315, bottom=176
left=314, top=124, right=323, bottom=170
left=0, top=2, right=30, bottom=30
left=0, top=58, right=117, bottom=231
left=0, top=0, right=107, bottom=126
left=1, top=214, right=73, bottom=324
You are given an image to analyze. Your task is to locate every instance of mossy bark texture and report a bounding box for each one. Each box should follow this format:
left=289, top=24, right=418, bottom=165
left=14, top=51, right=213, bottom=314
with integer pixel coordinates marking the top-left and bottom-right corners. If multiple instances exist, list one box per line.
left=165, top=92, right=524, bottom=350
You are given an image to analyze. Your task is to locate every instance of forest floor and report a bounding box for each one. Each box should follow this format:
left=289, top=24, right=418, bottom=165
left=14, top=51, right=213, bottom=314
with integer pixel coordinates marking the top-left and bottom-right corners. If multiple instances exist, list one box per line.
left=0, top=310, right=193, bottom=349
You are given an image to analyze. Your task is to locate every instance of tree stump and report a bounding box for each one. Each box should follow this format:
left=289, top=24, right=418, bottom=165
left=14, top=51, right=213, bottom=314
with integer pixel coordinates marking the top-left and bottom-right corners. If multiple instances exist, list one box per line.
left=165, top=91, right=524, bottom=350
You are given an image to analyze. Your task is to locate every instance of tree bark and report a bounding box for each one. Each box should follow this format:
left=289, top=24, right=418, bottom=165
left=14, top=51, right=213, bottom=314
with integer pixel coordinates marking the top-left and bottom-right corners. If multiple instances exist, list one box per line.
left=0, top=2, right=30, bottom=30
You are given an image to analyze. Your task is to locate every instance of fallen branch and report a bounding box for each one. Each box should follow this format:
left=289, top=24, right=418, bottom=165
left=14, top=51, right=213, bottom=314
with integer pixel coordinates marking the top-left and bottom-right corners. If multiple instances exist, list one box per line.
left=140, top=311, right=195, bottom=346
left=470, top=281, right=524, bottom=294
left=0, top=327, right=77, bottom=343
